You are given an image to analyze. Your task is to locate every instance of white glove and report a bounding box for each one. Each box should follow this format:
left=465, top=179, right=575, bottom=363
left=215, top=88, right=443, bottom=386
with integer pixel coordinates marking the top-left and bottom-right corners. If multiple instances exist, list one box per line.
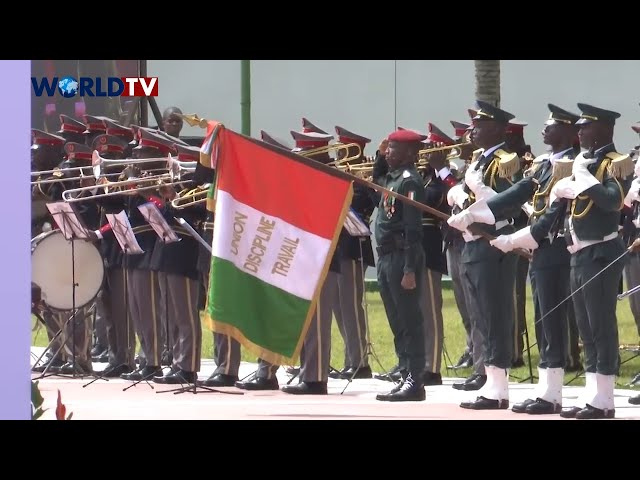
left=447, top=184, right=469, bottom=209
left=447, top=210, right=475, bottom=232
left=634, top=159, right=640, bottom=178
left=489, top=226, right=539, bottom=253
left=624, top=178, right=640, bottom=207
left=93, top=230, right=103, bottom=240
left=551, top=177, right=578, bottom=200
left=522, top=202, right=534, bottom=217
left=464, top=163, right=497, bottom=201
left=572, top=152, right=597, bottom=175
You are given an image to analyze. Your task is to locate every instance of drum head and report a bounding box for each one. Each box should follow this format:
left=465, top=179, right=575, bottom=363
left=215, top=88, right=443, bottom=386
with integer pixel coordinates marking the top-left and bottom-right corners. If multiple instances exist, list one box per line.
left=31, top=231, right=104, bottom=310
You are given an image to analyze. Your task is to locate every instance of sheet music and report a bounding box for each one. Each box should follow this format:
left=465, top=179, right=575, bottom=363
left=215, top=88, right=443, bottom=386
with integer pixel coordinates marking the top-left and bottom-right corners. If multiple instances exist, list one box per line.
left=174, top=217, right=212, bottom=254
left=137, top=202, right=180, bottom=244
left=106, top=211, right=144, bottom=255
left=46, top=202, right=89, bottom=240
left=343, top=209, right=371, bottom=237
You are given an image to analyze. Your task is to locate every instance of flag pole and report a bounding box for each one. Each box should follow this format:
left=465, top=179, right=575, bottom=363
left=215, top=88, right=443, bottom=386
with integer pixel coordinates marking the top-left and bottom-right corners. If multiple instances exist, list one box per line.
left=241, top=60, right=251, bottom=136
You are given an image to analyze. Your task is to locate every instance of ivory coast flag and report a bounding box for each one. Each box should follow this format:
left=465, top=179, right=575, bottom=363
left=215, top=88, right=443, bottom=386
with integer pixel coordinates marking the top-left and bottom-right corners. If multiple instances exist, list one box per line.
left=205, top=128, right=354, bottom=366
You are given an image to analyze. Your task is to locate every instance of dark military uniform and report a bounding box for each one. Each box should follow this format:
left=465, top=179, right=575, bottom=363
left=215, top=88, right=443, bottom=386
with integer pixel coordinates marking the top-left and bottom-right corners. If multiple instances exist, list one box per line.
left=373, top=145, right=427, bottom=390
left=478, top=104, right=581, bottom=414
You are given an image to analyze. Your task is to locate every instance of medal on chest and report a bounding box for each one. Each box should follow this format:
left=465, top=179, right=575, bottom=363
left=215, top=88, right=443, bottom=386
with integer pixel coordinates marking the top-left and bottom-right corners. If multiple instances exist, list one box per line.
left=383, top=187, right=396, bottom=219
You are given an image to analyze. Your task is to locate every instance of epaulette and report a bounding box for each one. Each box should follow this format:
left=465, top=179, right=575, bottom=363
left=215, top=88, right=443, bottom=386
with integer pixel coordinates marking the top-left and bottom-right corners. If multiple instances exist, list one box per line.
left=524, top=154, right=548, bottom=177
left=402, top=169, right=411, bottom=178
left=471, top=148, right=484, bottom=163
left=52, top=168, right=64, bottom=178
left=552, top=156, right=574, bottom=181
left=494, top=149, right=521, bottom=178
left=532, top=153, right=549, bottom=164
left=606, top=151, right=634, bottom=180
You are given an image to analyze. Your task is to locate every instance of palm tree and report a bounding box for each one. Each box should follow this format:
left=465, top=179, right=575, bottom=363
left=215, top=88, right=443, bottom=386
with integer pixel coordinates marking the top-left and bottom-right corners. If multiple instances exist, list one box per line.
left=474, top=60, right=501, bottom=107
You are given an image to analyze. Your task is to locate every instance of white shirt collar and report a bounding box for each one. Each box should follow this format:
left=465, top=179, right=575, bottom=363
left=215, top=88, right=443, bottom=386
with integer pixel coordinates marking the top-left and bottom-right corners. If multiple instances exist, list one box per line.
left=549, top=146, right=574, bottom=165
left=482, top=142, right=505, bottom=159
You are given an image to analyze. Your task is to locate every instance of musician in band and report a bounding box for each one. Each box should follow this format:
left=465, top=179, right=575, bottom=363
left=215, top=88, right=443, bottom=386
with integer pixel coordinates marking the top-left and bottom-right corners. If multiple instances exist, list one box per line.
left=328, top=125, right=375, bottom=380
left=418, top=123, right=458, bottom=386
left=446, top=100, right=524, bottom=410
left=486, top=103, right=632, bottom=419
left=57, top=114, right=87, bottom=145
left=449, top=104, right=581, bottom=415
left=281, top=130, right=342, bottom=395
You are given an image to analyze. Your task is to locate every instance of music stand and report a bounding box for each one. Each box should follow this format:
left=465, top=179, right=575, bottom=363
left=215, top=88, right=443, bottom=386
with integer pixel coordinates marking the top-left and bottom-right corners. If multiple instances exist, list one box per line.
left=90, top=211, right=151, bottom=390
left=43, top=202, right=93, bottom=379
left=340, top=209, right=389, bottom=394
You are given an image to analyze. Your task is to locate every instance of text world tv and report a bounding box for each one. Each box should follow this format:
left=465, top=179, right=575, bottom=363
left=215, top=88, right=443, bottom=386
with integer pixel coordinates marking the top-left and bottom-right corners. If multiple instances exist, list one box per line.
left=32, top=76, right=159, bottom=98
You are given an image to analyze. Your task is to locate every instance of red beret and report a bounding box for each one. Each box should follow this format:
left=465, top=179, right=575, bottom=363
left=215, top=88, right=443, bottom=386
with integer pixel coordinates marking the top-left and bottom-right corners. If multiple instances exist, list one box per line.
left=388, top=129, right=427, bottom=143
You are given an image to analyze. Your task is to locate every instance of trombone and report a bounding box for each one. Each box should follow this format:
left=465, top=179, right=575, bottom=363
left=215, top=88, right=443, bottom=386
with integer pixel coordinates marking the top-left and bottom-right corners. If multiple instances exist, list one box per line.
left=61, top=173, right=182, bottom=203
left=298, top=143, right=363, bottom=165
left=92, top=150, right=174, bottom=179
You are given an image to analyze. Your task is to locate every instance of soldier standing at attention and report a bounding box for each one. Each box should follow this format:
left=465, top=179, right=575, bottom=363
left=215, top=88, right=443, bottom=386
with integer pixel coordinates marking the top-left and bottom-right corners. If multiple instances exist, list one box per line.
left=372, top=128, right=428, bottom=402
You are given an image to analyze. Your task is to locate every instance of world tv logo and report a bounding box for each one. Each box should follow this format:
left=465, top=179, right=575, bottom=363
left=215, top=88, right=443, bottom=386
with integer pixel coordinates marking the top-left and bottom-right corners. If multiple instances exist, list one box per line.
left=31, top=76, right=159, bottom=98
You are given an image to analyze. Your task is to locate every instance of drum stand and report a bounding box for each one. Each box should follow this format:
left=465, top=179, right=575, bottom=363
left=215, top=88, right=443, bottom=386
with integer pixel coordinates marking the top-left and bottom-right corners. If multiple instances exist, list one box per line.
left=341, top=238, right=388, bottom=395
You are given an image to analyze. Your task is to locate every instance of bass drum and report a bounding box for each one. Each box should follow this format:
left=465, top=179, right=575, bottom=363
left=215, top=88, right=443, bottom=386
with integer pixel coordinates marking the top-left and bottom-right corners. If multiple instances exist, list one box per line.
left=31, top=230, right=105, bottom=311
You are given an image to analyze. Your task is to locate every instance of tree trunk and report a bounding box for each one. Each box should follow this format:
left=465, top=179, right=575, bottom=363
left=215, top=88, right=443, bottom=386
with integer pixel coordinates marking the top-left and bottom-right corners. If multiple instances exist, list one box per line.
left=474, top=60, right=501, bottom=107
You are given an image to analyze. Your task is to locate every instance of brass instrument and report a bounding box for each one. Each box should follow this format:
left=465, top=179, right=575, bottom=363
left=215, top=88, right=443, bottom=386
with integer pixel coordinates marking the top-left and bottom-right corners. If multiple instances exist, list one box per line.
left=297, top=143, right=362, bottom=165
left=170, top=184, right=211, bottom=209
left=61, top=173, right=182, bottom=203
left=166, top=157, right=197, bottom=182
left=417, top=141, right=471, bottom=160
left=92, top=150, right=173, bottom=179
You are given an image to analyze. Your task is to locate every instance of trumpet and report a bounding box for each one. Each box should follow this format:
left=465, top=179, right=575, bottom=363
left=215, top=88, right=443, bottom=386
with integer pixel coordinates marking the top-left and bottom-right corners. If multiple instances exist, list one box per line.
left=170, top=184, right=211, bottom=209
left=418, top=142, right=471, bottom=159
left=167, top=157, right=197, bottom=182
left=336, top=161, right=375, bottom=180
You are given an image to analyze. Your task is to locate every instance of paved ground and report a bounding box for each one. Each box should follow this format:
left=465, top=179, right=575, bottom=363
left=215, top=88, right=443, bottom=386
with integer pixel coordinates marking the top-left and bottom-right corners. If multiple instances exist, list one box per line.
left=30, top=348, right=640, bottom=420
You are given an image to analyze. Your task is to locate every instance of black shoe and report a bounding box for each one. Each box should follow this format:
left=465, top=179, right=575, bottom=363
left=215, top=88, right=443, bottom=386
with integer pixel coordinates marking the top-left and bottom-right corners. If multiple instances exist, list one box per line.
left=374, top=365, right=403, bottom=382
left=630, top=372, right=640, bottom=386
left=512, top=398, right=536, bottom=413
left=450, top=352, right=473, bottom=369
left=32, top=357, right=65, bottom=373
left=376, top=375, right=425, bottom=402
left=90, top=344, right=108, bottom=357
left=575, top=404, right=615, bottom=419
left=460, top=396, right=509, bottom=410
left=286, top=366, right=300, bottom=376
left=281, top=381, right=327, bottom=395
left=121, top=365, right=163, bottom=381
left=200, top=373, right=238, bottom=387
left=525, top=398, right=562, bottom=415
left=59, top=361, right=93, bottom=375
left=559, top=406, right=582, bottom=418
left=452, top=374, right=486, bottom=391
left=341, top=366, right=373, bottom=380
left=235, top=377, right=279, bottom=390
left=161, top=351, right=173, bottom=367
left=153, top=369, right=197, bottom=384
left=422, top=371, right=443, bottom=386
left=628, top=394, right=640, bottom=405
left=328, top=367, right=345, bottom=379
left=101, top=364, right=133, bottom=378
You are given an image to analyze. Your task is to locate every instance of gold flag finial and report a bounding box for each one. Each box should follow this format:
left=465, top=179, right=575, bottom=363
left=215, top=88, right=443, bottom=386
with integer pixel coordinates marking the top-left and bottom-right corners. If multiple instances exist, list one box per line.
left=180, top=114, right=209, bottom=129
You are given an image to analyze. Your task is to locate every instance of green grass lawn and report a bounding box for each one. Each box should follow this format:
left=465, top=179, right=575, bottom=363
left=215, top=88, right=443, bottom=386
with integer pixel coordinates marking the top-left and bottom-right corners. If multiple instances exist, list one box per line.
left=32, top=285, right=640, bottom=388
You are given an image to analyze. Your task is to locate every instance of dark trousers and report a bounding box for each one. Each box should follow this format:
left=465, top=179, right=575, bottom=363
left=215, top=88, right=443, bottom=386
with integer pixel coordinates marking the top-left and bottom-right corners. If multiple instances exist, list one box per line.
left=462, top=248, right=517, bottom=370
left=377, top=249, right=426, bottom=379
left=102, top=268, right=136, bottom=368
left=570, top=239, right=625, bottom=376
left=513, top=256, right=529, bottom=362
left=530, top=263, right=570, bottom=369
left=446, top=240, right=473, bottom=356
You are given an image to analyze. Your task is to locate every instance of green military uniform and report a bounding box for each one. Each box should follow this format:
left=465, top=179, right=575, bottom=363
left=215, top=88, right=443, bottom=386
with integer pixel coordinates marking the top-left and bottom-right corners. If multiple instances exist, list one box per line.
left=374, top=162, right=426, bottom=385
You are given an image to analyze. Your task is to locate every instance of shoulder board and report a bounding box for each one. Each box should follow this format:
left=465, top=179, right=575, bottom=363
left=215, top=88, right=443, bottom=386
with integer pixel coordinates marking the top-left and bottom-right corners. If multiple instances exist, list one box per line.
left=606, top=152, right=633, bottom=179
left=402, top=169, right=411, bottom=178
left=494, top=149, right=522, bottom=178
left=552, top=157, right=574, bottom=180
left=471, top=148, right=484, bottom=163
left=53, top=168, right=64, bottom=178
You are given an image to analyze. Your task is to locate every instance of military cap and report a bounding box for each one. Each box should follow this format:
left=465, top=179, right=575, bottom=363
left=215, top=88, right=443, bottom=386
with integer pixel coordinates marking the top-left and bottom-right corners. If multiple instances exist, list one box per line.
left=632, top=123, right=640, bottom=134
left=82, top=114, right=110, bottom=134
left=472, top=100, right=516, bottom=124
left=575, top=103, right=621, bottom=125
left=260, top=130, right=293, bottom=150
left=545, top=104, right=581, bottom=126
left=467, top=109, right=478, bottom=119
left=134, top=128, right=178, bottom=156
left=290, top=130, right=334, bottom=151
left=91, top=134, right=127, bottom=155
left=102, top=118, right=134, bottom=141
left=506, top=119, right=528, bottom=135
left=423, top=122, right=454, bottom=145
left=158, top=130, right=189, bottom=146
left=129, top=125, right=156, bottom=145
left=335, top=125, right=371, bottom=147
left=388, top=129, right=427, bottom=143
left=450, top=120, right=470, bottom=138
left=173, top=143, right=201, bottom=162
left=57, top=114, right=86, bottom=135
left=64, top=142, right=94, bottom=161
left=301, top=117, right=328, bottom=134
left=31, top=129, right=66, bottom=149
